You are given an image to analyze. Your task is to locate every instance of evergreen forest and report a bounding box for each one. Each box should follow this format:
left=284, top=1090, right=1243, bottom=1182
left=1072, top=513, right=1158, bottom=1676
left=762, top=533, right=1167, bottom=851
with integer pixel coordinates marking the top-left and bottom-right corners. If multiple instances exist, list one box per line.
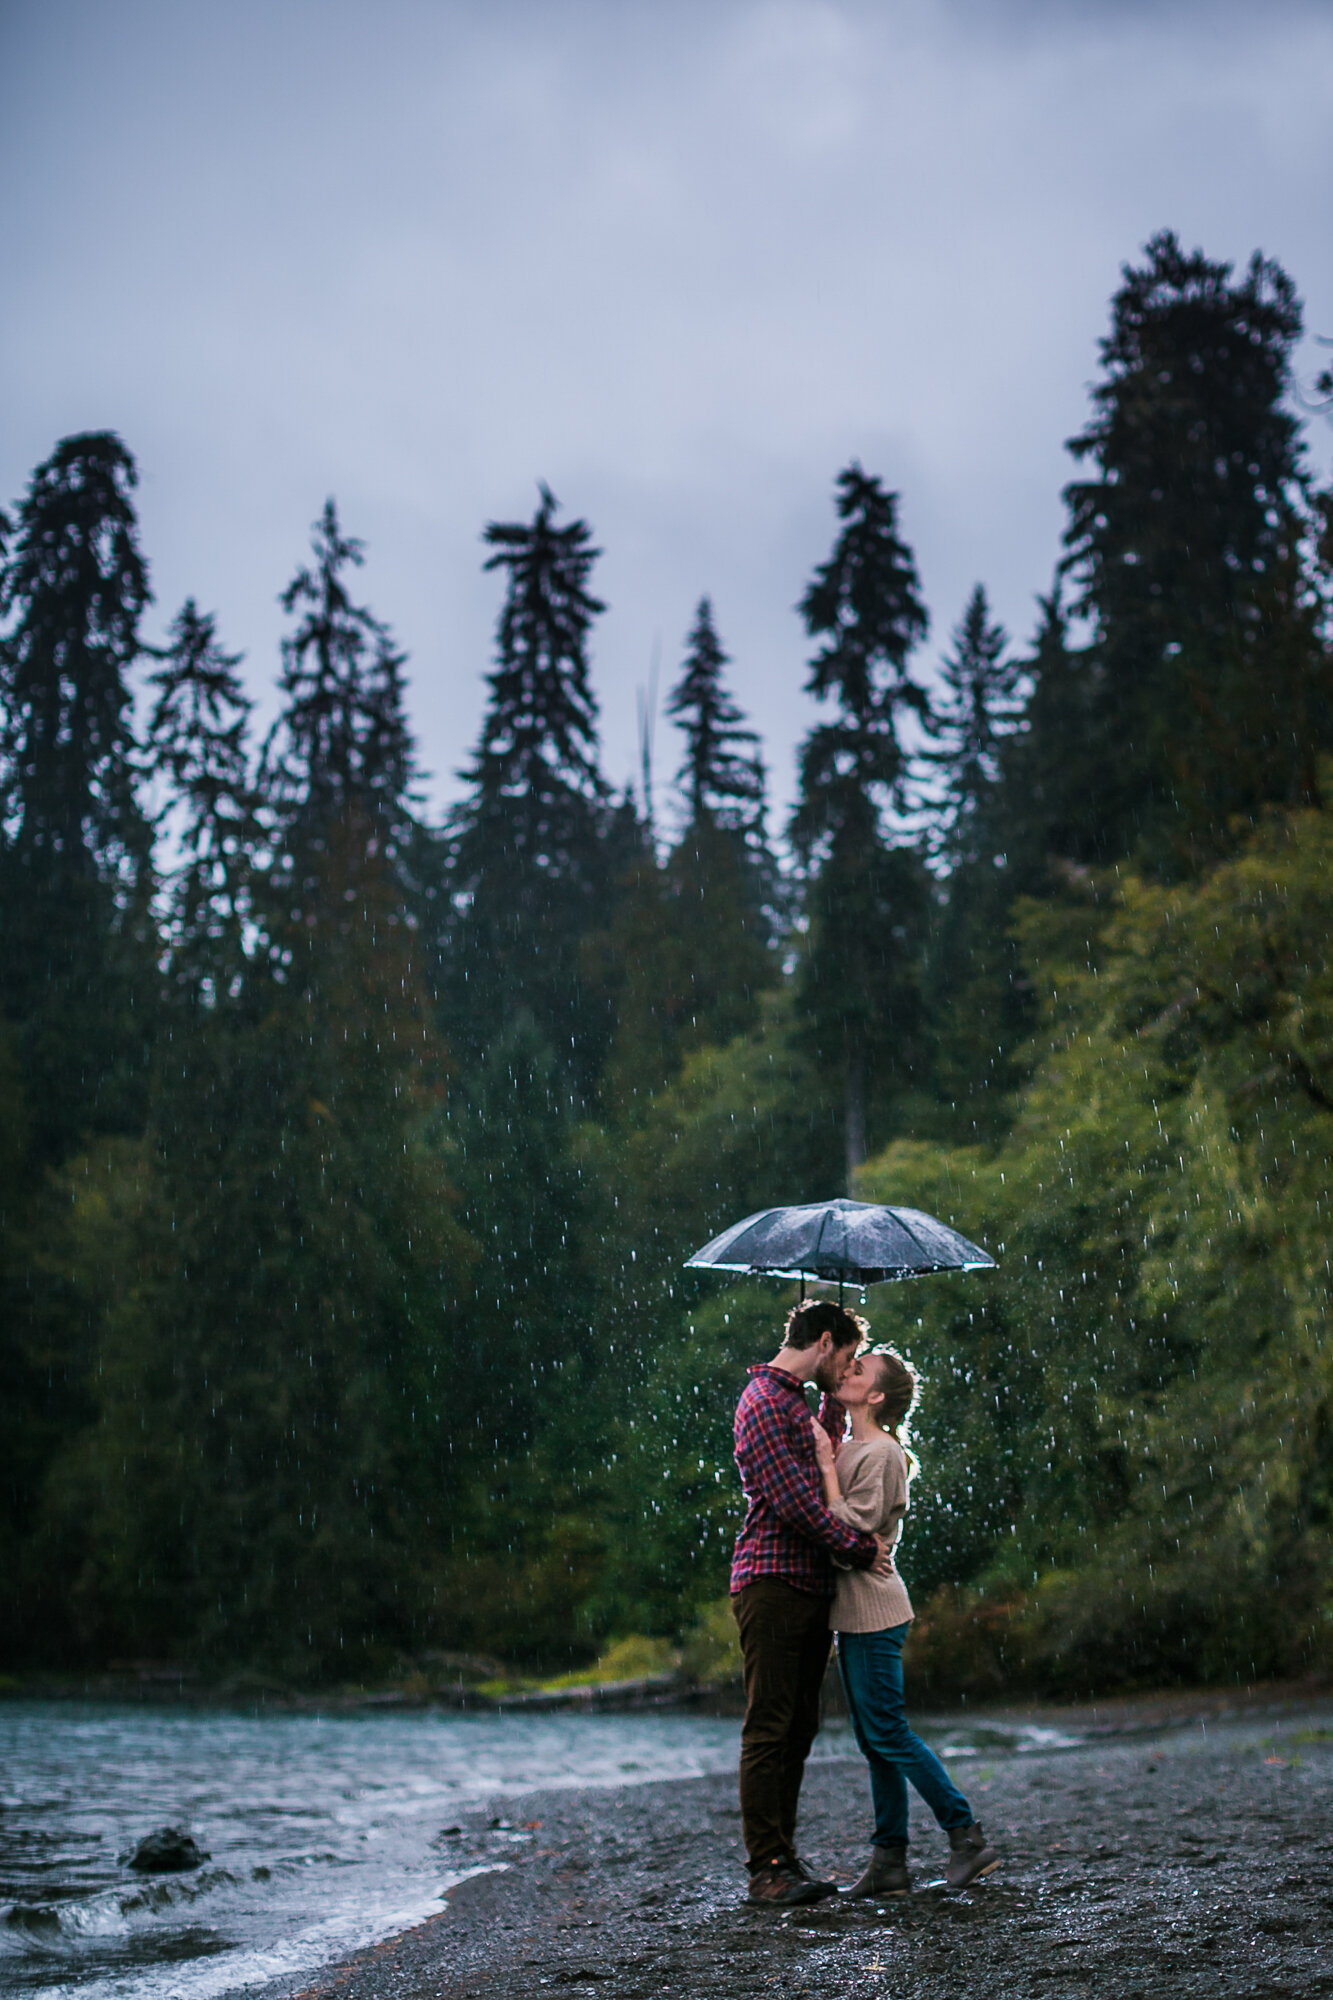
left=3, top=231, right=1332, bottom=1696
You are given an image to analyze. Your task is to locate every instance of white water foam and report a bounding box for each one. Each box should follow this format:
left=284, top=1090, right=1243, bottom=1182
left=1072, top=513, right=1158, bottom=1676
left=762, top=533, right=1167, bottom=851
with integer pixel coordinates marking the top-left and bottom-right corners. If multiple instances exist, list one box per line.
left=0, top=1705, right=746, bottom=2000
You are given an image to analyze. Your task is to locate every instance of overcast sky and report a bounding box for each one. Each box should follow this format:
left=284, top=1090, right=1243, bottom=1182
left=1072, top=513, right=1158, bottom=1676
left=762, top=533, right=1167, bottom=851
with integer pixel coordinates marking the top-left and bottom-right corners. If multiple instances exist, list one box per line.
left=3, top=0, right=1331, bottom=830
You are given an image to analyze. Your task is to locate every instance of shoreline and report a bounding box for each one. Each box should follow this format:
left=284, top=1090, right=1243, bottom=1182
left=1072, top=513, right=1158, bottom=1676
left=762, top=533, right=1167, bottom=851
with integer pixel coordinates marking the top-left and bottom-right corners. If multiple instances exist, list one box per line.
left=4, top=1667, right=1328, bottom=1722
left=242, top=1688, right=1331, bottom=2000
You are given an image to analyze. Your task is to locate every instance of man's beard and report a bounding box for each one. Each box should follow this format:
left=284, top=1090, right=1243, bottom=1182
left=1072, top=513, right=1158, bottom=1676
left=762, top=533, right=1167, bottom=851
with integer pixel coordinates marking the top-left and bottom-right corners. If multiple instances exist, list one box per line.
left=813, top=1352, right=847, bottom=1397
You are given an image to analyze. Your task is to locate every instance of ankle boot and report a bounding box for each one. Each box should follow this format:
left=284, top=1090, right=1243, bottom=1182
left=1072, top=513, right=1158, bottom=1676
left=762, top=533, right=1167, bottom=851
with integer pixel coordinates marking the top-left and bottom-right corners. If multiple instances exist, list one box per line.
left=843, top=1843, right=910, bottom=1898
left=946, top=1821, right=999, bottom=1889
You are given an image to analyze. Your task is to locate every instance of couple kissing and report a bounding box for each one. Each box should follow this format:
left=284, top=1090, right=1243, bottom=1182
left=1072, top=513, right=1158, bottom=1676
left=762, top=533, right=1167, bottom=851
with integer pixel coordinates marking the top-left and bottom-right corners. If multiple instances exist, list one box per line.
left=730, top=1298, right=1000, bottom=1906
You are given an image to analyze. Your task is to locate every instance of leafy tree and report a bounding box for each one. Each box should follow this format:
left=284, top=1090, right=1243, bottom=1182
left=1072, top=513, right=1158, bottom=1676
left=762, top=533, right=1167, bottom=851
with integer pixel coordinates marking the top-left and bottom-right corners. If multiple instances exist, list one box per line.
left=791, top=464, right=932, bottom=1182
left=859, top=784, right=1333, bottom=1693
left=1062, top=229, right=1325, bottom=869
left=441, top=486, right=618, bottom=1090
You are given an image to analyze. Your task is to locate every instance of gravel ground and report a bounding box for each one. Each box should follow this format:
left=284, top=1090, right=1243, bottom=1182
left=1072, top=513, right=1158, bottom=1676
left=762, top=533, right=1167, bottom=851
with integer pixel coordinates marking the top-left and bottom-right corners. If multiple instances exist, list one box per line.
left=276, top=1700, right=1333, bottom=2000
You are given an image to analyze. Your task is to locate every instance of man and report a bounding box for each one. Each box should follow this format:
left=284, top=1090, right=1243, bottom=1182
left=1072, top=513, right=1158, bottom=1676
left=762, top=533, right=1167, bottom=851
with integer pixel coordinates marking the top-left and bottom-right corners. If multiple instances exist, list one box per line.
left=731, top=1298, right=893, bottom=1906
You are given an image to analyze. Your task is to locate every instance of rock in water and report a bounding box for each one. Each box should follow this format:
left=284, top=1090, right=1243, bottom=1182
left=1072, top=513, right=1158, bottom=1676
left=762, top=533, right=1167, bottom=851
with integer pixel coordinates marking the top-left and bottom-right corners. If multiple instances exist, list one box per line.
left=127, top=1827, right=209, bottom=1873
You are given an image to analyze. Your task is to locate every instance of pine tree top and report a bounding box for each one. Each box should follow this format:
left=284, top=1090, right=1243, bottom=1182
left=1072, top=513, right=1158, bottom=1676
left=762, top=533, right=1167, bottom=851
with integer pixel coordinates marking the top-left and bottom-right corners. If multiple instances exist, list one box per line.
left=923, top=584, right=1025, bottom=869
left=265, top=500, right=414, bottom=832
left=791, top=463, right=930, bottom=859
left=1063, top=230, right=1305, bottom=638
left=467, top=483, right=606, bottom=808
left=149, top=600, right=252, bottom=807
left=665, top=595, right=765, bottom=834
left=148, top=600, right=257, bottom=1004
left=0, top=430, right=150, bottom=876
left=800, top=463, right=929, bottom=722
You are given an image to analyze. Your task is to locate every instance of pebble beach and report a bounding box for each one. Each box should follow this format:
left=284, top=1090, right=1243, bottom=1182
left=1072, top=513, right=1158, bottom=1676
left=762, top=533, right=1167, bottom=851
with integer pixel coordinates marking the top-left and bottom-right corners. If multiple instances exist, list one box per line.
left=269, top=1693, right=1333, bottom=2000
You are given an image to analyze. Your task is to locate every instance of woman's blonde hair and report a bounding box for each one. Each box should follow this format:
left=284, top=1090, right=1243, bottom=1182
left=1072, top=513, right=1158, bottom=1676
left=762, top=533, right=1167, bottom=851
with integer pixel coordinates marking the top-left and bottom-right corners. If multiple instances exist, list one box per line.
left=867, top=1348, right=919, bottom=1474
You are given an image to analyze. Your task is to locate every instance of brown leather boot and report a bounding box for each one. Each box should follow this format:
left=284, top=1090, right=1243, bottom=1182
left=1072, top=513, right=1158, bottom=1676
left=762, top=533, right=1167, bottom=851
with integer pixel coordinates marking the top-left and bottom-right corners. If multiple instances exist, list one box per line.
left=746, top=1860, right=826, bottom=1907
left=843, top=1844, right=910, bottom=1898
left=946, top=1822, right=1000, bottom=1888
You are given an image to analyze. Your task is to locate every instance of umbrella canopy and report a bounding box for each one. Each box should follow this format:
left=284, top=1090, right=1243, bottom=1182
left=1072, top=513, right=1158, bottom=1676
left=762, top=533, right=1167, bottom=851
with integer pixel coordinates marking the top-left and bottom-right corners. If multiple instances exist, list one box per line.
left=684, top=1197, right=996, bottom=1286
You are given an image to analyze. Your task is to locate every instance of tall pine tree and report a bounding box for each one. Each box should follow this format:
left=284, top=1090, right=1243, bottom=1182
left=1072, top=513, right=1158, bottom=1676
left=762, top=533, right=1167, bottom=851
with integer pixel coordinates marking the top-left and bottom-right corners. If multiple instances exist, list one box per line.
left=265, top=500, right=415, bottom=858
left=44, top=504, right=472, bottom=1676
left=148, top=599, right=257, bottom=1008
left=0, top=431, right=156, bottom=1158
left=441, top=485, right=618, bottom=1090
left=595, top=598, right=776, bottom=1111
left=925, top=584, right=1023, bottom=870
left=667, top=596, right=766, bottom=839
left=921, top=587, right=1033, bottom=1138
left=791, top=465, right=931, bottom=1184
left=0, top=434, right=158, bottom=1650
left=1062, top=230, right=1324, bottom=869
left=988, top=588, right=1098, bottom=886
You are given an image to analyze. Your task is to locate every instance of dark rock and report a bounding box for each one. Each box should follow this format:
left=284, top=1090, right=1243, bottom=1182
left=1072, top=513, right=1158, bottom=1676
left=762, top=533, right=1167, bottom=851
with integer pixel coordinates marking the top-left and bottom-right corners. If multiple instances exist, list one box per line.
left=126, top=1826, right=209, bottom=1873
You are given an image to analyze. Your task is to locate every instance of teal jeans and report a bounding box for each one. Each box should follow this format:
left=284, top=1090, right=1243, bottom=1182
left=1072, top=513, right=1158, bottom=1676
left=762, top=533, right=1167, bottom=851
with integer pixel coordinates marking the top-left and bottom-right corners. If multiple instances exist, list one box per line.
left=836, top=1624, right=973, bottom=1848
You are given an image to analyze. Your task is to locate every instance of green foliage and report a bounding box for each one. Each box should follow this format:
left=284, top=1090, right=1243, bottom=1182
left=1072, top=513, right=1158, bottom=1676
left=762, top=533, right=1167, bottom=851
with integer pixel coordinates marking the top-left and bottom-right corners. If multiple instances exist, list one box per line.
left=592, top=815, right=776, bottom=1116
left=0, top=434, right=161, bottom=1647
left=678, top=1595, right=744, bottom=1687
left=797, top=463, right=929, bottom=753
left=796, top=824, right=931, bottom=1172
left=600, top=1283, right=790, bottom=1634
left=858, top=792, right=1333, bottom=1688
left=541, top=1634, right=677, bottom=1689
left=610, top=990, right=842, bottom=1281
left=4, top=228, right=1333, bottom=1692
left=39, top=823, right=475, bottom=1679
left=446, top=1014, right=595, bottom=1456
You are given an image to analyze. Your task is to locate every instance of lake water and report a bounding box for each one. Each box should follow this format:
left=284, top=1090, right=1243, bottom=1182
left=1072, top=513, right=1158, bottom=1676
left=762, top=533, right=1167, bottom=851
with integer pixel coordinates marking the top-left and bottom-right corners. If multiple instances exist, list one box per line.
left=0, top=1701, right=1076, bottom=2000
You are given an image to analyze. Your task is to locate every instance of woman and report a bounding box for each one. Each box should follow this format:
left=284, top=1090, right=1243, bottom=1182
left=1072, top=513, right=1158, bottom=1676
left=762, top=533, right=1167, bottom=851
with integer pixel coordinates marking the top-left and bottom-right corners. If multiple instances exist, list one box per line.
left=812, top=1349, right=1000, bottom=1897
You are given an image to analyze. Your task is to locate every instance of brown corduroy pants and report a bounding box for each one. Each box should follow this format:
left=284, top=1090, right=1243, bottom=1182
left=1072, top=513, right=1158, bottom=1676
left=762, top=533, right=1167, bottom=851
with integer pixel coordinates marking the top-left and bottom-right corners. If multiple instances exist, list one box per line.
left=733, top=1579, right=833, bottom=1872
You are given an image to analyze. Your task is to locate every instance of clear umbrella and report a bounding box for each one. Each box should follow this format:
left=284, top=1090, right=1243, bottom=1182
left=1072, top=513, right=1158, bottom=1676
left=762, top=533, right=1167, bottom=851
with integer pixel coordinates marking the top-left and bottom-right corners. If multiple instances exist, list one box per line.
left=684, top=1196, right=995, bottom=1298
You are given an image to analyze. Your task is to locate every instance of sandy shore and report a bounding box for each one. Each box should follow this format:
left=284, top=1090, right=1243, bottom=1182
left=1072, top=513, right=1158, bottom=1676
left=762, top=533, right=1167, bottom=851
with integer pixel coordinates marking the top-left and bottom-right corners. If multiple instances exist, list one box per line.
left=274, top=1693, right=1332, bottom=2000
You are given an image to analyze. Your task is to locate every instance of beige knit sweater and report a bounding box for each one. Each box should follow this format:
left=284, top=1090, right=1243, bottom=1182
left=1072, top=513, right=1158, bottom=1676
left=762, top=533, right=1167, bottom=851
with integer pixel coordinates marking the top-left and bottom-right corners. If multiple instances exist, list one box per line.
left=828, top=1432, right=914, bottom=1633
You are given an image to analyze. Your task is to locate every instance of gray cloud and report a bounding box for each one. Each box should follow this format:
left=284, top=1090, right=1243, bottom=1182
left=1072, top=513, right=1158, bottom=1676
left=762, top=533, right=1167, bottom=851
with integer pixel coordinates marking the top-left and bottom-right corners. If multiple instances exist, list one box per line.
left=2, top=0, right=1330, bottom=824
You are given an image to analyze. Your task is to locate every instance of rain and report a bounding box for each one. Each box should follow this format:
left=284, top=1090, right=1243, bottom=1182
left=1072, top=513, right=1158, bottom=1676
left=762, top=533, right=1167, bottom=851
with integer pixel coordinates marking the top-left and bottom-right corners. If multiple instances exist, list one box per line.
left=1, top=4, right=1332, bottom=1997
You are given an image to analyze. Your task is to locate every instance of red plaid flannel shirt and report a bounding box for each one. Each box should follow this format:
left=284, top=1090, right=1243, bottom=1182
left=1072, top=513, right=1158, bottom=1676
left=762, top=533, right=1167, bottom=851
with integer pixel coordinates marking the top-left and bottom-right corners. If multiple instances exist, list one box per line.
left=730, top=1364, right=879, bottom=1597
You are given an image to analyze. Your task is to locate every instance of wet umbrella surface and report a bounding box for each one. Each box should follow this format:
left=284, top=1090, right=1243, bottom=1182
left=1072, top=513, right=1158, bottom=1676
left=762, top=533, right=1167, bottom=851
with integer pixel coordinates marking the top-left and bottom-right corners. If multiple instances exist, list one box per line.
left=685, top=1197, right=996, bottom=1287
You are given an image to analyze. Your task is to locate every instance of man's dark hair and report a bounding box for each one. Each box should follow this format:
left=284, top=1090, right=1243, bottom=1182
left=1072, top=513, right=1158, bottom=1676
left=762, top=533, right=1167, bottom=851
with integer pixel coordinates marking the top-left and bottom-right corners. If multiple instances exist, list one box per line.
left=781, top=1299, right=868, bottom=1351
